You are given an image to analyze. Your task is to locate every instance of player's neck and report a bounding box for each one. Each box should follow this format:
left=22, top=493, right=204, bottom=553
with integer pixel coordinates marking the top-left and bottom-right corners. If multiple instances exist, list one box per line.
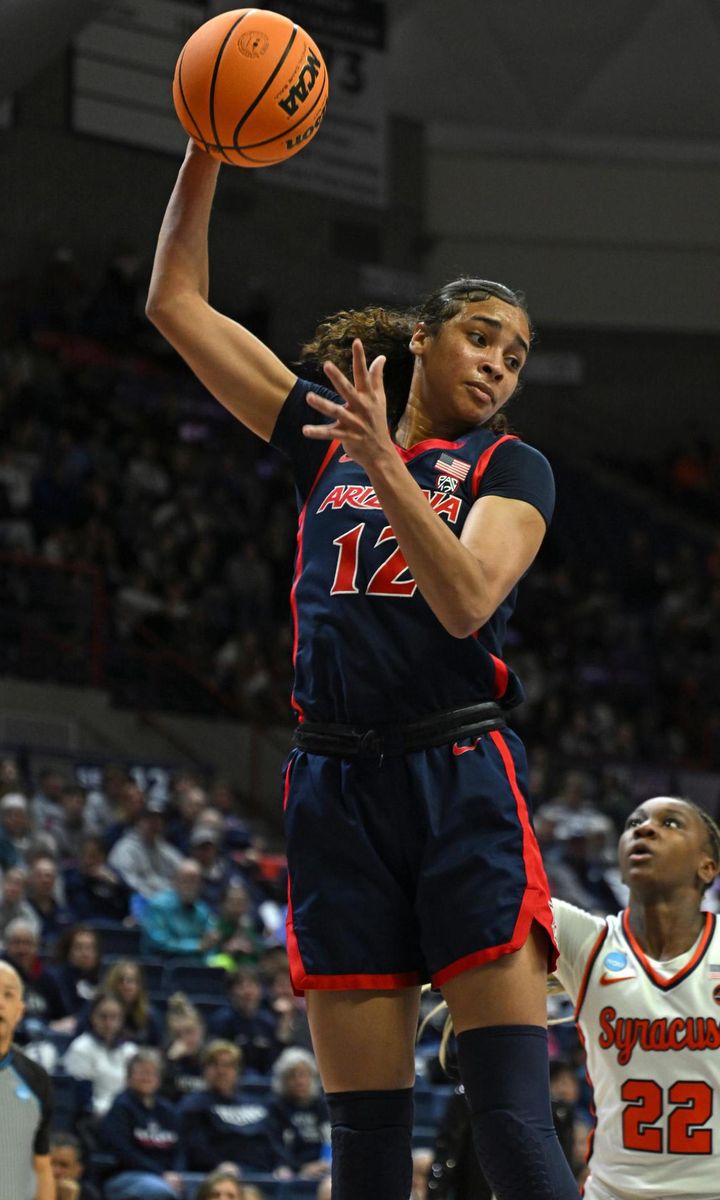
left=627, top=896, right=706, bottom=960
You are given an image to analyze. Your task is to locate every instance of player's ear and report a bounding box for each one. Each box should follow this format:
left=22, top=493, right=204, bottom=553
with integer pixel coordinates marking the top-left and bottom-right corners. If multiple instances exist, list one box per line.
left=409, top=321, right=430, bottom=357
left=698, top=853, right=717, bottom=889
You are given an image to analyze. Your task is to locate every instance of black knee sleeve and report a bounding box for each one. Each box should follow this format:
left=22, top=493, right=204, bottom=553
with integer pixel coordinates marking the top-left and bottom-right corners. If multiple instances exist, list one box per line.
left=326, top=1087, right=414, bottom=1200
left=457, top=1025, right=579, bottom=1200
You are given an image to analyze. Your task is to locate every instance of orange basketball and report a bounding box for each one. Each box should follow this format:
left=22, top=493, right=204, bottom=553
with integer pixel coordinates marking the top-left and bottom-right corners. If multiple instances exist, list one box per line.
left=173, top=8, right=328, bottom=168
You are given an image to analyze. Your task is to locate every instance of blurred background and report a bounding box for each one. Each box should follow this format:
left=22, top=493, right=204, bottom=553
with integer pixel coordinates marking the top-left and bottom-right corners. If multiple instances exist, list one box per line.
left=1, top=3, right=719, bottom=1196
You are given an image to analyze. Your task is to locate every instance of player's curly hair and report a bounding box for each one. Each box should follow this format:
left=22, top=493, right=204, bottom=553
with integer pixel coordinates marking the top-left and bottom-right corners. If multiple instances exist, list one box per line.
left=298, top=277, right=532, bottom=433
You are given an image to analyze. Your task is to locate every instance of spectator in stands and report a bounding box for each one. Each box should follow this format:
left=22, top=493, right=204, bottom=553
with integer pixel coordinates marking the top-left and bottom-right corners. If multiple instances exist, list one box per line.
left=189, top=825, right=234, bottom=909
left=108, top=797, right=183, bottom=900
left=208, top=878, right=265, bottom=971
left=62, top=991, right=138, bottom=1117
left=140, top=858, right=219, bottom=960
left=206, top=965, right=280, bottom=1074
left=98, top=1047, right=183, bottom=1200
left=48, top=925, right=100, bottom=1026
left=0, top=916, right=65, bottom=1037
left=0, top=791, right=32, bottom=868
left=0, top=864, right=40, bottom=938
left=25, top=853, right=73, bottom=946
left=83, top=765, right=131, bottom=839
left=262, top=960, right=313, bottom=1054
left=196, top=1165, right=264, bottom=1200
left=178, top=1039, right=288, bottom=1174
left=161, top=996, right=206, bottom=1102
left=52, top=783, right=90, bottom=865
left=165, top=781, right=208, bottom=854
left=49, top=1131, right=102, bottom=1200
left=267, top=1047, right=330, bottom=1179
left=0, top=754, right=24, bottom=798
left=316, top=1177, right=331, bottom=1200
left=102, top=779, right=147, bottom=853
left=31, top=768, right=67, bottom=836
left=63, top=835, right=130, bottom=923
left=548, top=1059, right=581, bottom=1173
left=97, top=960, right=164, bottom=1047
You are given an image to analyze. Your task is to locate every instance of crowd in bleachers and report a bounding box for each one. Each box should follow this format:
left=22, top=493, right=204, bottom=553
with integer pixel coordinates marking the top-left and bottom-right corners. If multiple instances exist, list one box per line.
left=0, top=753, right=603, bottom=1197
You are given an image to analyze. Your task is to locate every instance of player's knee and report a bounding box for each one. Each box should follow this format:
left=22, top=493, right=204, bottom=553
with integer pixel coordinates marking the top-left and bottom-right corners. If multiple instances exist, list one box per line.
left=327, top=1088, right=414, bottom=1200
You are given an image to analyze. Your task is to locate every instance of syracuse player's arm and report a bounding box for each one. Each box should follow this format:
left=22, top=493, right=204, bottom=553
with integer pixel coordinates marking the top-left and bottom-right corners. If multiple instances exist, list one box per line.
left=146, top=139, right=297, bottom=442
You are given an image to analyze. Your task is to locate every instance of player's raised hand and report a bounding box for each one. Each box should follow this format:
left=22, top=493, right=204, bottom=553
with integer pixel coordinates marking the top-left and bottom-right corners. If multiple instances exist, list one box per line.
left=302, top=338, right=394, bottom=470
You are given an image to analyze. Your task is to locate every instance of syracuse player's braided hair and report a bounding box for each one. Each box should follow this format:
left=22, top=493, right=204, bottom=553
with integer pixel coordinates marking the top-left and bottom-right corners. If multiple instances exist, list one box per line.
left=298, top=276, right=531, bottom=433
left=681, top=798, right=720, bottom=890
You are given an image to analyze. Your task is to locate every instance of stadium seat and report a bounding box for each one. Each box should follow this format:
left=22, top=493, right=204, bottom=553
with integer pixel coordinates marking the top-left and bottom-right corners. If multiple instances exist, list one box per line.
left=51, top=1073, right=93, bottom=1130
left=162, top=962, right=228, bottom=995
left=91, top=924, right=142, bottom=958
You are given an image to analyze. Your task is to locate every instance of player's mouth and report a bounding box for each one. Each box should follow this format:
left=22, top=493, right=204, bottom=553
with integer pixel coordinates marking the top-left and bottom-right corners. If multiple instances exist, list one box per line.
left=627, top=845, right=654, bottom=863
left=465, top=381, right=494, bottom=406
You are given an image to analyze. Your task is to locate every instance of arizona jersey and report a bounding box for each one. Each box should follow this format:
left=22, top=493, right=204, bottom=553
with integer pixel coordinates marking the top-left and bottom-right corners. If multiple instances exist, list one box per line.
left=270, top=377, right=555, bottom=724
left=553, top=899, right=720, bottom=1200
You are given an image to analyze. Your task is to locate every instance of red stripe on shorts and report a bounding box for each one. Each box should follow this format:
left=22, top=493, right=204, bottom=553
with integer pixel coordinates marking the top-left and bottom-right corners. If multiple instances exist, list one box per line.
left=431, top=729, right=557, bottom=987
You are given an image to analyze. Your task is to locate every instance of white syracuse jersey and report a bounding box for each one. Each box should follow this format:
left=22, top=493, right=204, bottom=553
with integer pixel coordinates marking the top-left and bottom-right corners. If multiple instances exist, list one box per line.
left=553, top=899, right=720, bottom=1200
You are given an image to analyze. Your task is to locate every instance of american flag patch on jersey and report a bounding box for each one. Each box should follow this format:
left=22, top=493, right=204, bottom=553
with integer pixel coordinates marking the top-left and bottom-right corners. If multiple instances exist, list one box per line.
left=435, top=453, right=470, bottom=481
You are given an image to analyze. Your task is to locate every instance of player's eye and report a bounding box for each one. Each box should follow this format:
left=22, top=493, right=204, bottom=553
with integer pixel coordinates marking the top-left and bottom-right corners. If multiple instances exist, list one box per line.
left=469, top=332, right=487, bottom=345
left=625, top=816, right=641, bottom=828
left=664, top=817, right=681, bottom=827
left=506, top=356, right=521, bottom=372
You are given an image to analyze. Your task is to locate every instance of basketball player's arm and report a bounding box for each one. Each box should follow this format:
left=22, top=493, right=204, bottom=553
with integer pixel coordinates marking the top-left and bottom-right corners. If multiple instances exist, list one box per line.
left=146, top=139, right=296, bottom=442
left=551, top=899, right=606, bottom=1003
left=34, top=1154, right=55, bottom=1200
left=368, top=463, right=546, bottom=637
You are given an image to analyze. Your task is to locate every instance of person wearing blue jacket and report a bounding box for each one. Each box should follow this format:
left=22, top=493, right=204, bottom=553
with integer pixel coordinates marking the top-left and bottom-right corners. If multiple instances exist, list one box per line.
left=140, top=859, right=218, bottom=959
left=177, top=1039, right=288, bottom=1175
left=99, top=1048, right=183, bottom=1200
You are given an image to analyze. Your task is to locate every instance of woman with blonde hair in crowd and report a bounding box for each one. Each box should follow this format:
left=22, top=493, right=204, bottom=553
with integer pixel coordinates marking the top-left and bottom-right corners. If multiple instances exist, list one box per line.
left=195, top=1164, right=264, bottom=1200
left=99, top=958, right=163, bottom=1045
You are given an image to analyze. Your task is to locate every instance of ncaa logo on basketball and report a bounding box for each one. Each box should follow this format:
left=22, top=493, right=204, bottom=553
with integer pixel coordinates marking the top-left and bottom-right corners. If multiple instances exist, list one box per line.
left=278, top=50, right=322, bottom=116
left=238, top=31, right=269, bottom=58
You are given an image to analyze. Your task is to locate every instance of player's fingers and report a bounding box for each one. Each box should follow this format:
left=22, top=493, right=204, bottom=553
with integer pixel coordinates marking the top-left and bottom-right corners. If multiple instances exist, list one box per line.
left=322, top=358, right=356, bottom=399
left=368, top=354, right=387, bottom=394
left=306, top=391, right=346, bottom=416
left=351, top=338, right=371, bottom=388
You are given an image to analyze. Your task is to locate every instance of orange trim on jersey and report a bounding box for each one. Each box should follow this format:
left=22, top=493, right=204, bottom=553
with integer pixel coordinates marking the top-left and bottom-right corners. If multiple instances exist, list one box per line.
left=432, top=729, right=557, bottom=987
left=470, top=433, right=519, bottom=499
left=288, top=438, right=340, bottom=719
left=574, top=923, right=610, bottom=1023
left=621, top=909, right=715, bottom=990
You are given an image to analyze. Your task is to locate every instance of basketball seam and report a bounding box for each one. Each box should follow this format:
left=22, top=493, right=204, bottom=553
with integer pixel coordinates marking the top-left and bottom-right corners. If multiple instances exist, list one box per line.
left=176, top=46, right=210, bottom=153
left=231, top=25, right=299, bottom=149
left=208, top=10, right=255, bottom=165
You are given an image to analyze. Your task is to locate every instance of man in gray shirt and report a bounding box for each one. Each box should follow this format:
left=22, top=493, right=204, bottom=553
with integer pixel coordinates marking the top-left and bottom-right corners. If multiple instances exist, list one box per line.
left=108, top=799, right=182, bottom=899
left=0, top=960, right=55, bottom=1199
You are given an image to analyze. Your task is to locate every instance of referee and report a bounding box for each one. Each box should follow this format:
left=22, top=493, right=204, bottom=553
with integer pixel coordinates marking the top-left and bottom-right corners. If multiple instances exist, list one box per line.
left=0, top=961, right=55, bottom=1200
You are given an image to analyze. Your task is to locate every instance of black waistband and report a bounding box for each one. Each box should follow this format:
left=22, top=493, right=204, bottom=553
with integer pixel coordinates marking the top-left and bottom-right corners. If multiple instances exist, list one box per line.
left=292, top=702, right=506, bottom=757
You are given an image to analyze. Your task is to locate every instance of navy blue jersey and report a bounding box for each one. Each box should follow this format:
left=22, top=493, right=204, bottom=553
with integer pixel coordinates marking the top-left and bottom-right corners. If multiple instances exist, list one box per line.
left=271, top=378, right=554, bottom=725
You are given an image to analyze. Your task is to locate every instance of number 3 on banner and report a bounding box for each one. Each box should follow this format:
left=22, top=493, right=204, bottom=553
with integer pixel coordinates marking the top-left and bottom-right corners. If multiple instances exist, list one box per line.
left=621, top=1079, right=713, bottom=1154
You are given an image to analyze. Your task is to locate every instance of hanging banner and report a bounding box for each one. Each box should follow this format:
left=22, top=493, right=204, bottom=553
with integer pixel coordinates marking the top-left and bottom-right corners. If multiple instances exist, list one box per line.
left=72, top=0, right=198, bottom=153
left=252, top=0, right=388, bottom=207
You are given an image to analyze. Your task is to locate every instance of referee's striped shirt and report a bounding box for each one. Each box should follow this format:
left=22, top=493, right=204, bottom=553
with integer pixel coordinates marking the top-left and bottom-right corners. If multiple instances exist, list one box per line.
left=0, top=1044, right=53, bottom=1200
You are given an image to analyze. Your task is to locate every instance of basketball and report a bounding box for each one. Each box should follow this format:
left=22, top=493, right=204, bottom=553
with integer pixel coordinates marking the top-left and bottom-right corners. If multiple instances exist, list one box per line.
left=172, top=8, right=328, bottom=168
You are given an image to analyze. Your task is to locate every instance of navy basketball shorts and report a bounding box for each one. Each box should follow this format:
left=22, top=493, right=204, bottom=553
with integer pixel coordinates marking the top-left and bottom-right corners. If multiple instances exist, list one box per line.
left=282, top=726, right=557, bottom=993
